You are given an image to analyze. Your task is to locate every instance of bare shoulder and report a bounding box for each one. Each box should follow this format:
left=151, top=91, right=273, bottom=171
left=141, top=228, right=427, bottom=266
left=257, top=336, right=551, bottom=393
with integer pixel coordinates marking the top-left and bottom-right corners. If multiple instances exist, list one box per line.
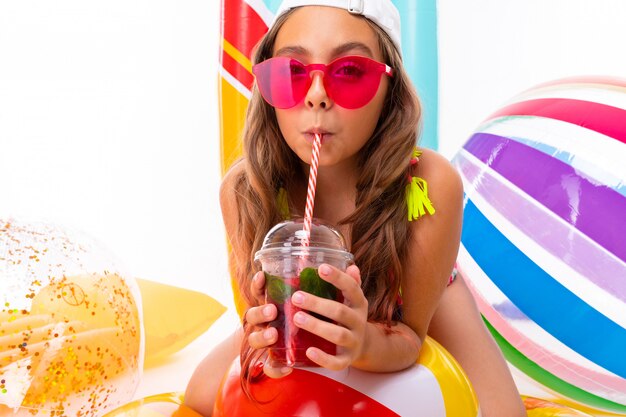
left=413, top=148, right=462, bottom=201
left=400, top=148, right=464, bottom=339
left=411, top=148, right=463, bottom=221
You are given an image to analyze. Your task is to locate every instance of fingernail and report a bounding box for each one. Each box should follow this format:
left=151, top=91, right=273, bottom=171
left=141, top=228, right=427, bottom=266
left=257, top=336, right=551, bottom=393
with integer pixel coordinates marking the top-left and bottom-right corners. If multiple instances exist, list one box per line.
left=292, top=291, right=304, bottom=305
left=263, top=328, right=274, bottom=340
left=294, top=311, right=306, bottom=325
left=263, top=304, right=273, bottom=317
left=280, top=367, right=292, bottom=374
left=319, top=264, right=331, bottom=276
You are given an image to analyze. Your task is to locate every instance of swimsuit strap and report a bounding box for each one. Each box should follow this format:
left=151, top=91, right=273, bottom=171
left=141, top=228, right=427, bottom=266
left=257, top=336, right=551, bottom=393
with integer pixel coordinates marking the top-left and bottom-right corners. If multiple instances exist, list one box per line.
left=406, top=148, right=436, bottom=221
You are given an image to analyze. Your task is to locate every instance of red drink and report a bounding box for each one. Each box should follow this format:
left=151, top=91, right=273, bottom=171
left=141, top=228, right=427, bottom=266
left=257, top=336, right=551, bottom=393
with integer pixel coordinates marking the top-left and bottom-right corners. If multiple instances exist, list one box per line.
left=265, top=270, right=338, bottom=367
left=254, top=220, right=353, bottom=368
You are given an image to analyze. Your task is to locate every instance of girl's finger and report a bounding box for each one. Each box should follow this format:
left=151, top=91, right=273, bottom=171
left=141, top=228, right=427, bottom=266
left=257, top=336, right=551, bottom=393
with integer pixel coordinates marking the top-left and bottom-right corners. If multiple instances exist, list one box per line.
left=305, top=347, right=351, bottom=371
left=248, top=327, right=278, bottom=349
left=345, top=264, right=361, bottom=285
left=317, top=264, right=366, bottom=308
left=291, top=291, right=361, bottom=329
left=292, top=310, right=357, bottom=348
left=250, top=271, right=266, bottom=301
left=263, top=360, right=293, bottom=379
left=245, top=304, right=277, bottom=327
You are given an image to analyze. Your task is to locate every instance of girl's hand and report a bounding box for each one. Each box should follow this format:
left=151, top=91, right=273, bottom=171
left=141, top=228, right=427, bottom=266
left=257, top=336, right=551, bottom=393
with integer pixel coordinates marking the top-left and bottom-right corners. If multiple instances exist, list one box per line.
left=245, top=271, right=293, bottom=378
left=291, top=264, right=369, bottom=370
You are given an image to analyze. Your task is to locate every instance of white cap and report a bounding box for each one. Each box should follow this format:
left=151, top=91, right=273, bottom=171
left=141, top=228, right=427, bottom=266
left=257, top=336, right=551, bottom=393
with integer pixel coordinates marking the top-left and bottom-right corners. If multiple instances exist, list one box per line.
left=272, top=0, right=402, bottom=55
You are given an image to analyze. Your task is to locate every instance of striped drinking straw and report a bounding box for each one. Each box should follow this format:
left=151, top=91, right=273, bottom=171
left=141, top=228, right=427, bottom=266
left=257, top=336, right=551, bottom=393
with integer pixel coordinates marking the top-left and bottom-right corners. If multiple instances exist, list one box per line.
left=286, top=133, right=321, bottom=367
left=302, top=133, right=322, bottom=246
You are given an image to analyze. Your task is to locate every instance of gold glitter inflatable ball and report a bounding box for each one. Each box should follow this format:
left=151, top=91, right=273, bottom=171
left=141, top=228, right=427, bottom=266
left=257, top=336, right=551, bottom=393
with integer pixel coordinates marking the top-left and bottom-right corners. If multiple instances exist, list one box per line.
left=0, top=218, right=143, bottom=416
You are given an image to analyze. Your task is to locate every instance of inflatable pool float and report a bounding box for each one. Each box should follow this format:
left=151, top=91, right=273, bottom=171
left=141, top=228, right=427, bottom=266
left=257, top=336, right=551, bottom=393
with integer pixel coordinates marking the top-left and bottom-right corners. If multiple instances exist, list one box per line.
left=213, top=337, right=478, bottom=416
left=454, top=76, right=626, bottom=415
left=102, top=392, right=202, bottom=417
left=0, top=217, right=226, bottom=416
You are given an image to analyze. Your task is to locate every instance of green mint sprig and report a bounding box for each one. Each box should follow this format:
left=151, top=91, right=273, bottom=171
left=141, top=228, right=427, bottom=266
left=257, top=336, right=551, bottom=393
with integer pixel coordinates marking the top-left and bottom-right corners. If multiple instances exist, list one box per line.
left=299, top=267, right=337, bottom=300
left=264, top=268, right=338, bottom=303
left=265, top=272, right=288, bottom=303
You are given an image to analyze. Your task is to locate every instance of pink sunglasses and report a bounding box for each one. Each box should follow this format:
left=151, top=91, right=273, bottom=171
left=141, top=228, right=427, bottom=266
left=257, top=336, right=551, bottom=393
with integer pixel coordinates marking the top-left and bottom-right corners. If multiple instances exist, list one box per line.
left=252, top=55, right=393, bottom=109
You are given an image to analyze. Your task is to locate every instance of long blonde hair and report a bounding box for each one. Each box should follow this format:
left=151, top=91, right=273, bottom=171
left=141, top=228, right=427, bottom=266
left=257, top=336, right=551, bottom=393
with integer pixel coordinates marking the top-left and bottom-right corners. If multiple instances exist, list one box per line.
left=230, top=8, right=422, bottom=390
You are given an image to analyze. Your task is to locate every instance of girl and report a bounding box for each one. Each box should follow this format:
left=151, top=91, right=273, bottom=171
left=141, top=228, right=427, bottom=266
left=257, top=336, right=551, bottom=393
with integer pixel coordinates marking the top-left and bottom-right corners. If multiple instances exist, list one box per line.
left=186, top=1, right=526, bottom=416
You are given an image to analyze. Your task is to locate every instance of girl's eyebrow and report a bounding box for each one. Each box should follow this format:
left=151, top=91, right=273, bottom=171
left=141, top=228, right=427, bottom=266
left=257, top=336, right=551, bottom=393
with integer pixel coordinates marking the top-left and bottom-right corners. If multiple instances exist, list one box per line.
left=274, top=45, right=308, bottom=57
left=331, top=42, right=374, bottom=58
left=274, top=42, right=374, bottom=59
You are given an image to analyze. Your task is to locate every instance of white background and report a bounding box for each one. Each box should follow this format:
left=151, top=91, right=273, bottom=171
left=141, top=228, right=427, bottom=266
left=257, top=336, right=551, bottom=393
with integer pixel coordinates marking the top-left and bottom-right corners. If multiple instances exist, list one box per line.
left=1, top=0, right=626, bottom=402
left=438, top=0, right=626, bottom=157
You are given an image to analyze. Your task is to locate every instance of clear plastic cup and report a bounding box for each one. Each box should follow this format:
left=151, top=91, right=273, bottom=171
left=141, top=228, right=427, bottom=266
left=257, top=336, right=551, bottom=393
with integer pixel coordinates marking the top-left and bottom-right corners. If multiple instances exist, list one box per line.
left=254, top=219, right=353, bottom=367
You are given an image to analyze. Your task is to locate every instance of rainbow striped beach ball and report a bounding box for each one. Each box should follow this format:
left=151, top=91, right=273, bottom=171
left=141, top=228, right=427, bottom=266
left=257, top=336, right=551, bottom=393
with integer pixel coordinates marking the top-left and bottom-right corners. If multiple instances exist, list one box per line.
left=453, top=76, right=626, bottom=414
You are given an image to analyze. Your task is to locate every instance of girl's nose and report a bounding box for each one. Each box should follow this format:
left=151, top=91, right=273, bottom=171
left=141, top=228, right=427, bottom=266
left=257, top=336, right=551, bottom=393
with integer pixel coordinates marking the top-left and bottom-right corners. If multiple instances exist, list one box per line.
left=305, top=71, right=332, bottom=110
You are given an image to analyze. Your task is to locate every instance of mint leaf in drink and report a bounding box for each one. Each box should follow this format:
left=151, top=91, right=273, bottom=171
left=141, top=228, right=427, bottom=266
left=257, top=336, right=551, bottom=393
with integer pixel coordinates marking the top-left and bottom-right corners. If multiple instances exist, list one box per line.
left=265, top=272, right=288, bottom=303
left=299, top=267, right=337, bottom=300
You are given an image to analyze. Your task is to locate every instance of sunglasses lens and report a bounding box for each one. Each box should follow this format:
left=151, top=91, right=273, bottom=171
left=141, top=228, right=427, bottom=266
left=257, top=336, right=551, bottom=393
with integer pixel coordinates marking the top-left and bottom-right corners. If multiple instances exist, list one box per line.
left=327, top=57, right=383, bottom=109
left=253, top=56, right=388, bottom=109
left=253, top=58, right=310, bottom=109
